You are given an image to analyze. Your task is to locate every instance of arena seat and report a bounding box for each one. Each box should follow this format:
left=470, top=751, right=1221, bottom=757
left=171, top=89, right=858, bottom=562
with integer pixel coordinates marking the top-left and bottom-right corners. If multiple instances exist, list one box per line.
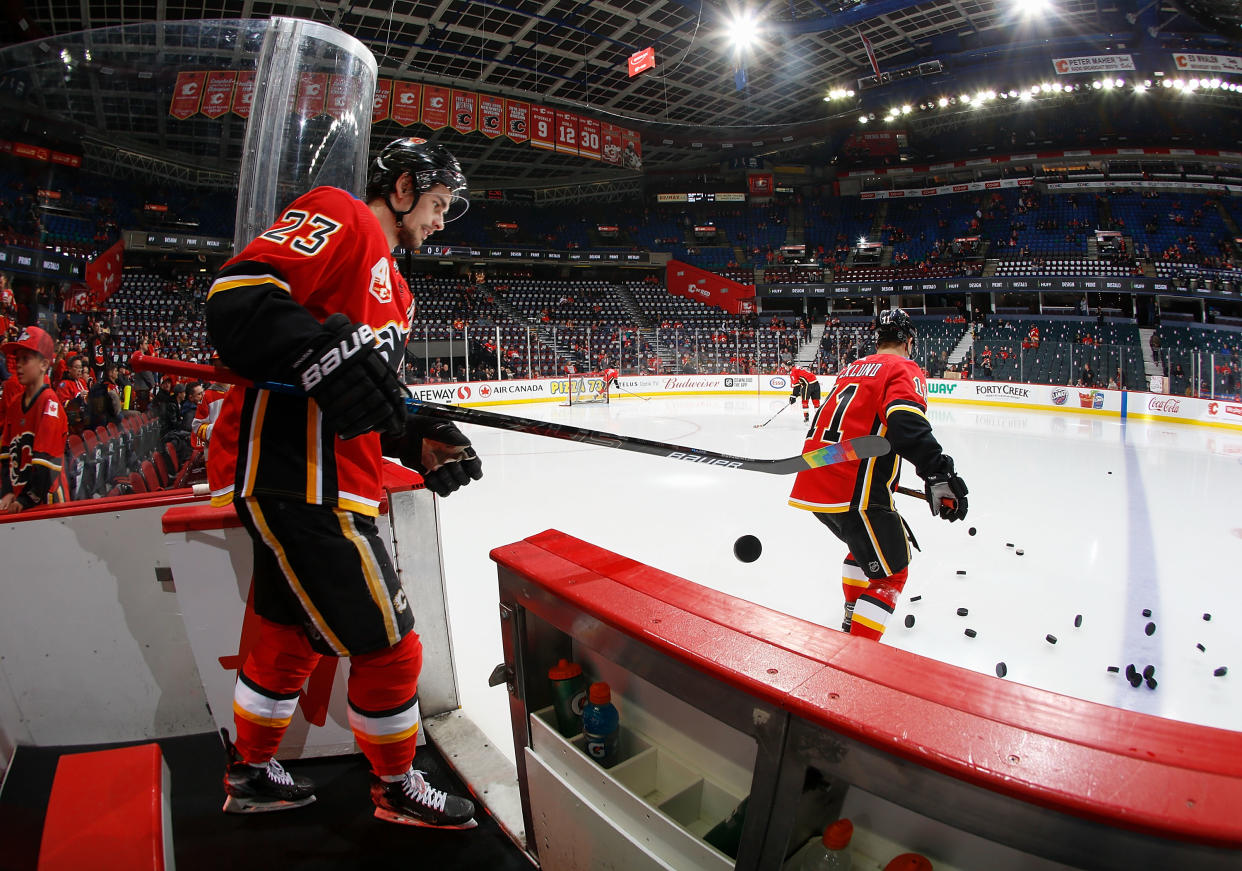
left=128, top=471, right=147, bottom=494
left=152, top=452, right=172, bottom=489
left=141, top=460, right=160, bottom=494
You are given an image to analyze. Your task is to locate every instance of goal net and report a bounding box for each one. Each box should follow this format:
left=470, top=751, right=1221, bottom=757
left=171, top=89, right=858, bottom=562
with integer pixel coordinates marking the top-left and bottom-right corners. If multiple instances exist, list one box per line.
left=559, top=372, right=611, bottom=405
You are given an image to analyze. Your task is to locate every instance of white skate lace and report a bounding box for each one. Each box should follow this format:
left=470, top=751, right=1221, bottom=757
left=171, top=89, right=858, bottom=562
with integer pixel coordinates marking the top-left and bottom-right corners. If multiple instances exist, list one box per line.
left=404, top=770, right=448, bottom=812
left=264, top=760, right=296, bottom=787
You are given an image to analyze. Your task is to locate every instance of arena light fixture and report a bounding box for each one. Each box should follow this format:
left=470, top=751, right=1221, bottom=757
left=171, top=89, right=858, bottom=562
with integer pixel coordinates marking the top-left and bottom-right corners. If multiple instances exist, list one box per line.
left=938, top=96, right=949, bottom=107
left=727, top=10, right=761, bottom=53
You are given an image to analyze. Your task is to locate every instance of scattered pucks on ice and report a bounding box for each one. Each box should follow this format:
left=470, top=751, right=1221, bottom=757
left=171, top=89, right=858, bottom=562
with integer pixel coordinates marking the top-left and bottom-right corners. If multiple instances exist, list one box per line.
left=1045, top=634, right=1057, bottom=644
left=1203, top=613, right=1212, bottom=621
left=1074, top=614, right=1083, bottom=628
left=1143, top=665, right=1155, bottom=680
left=995, top=662, right=1007, bottom=677
left=909, top=595, right=921, bottom=602
left=1214, top=666, right=1228, bottom=677
left=956, top=607, right=969, bottom=616
left=1015, top=549, right=1024, bottom=556
left=964, top=628, right=977, bottom=638
left=968, top=527, right=977, bottom=536
left=1145, top=621, right=1156, bottom=636
left=1142, top=608, right=1152, bottom=617
left=904, top=614, right=915, bottom=629
left=1145, top=677, right=1158, bottom=690
left=1107, top=666, right=1120, bottom=673
left=1197, top=643, right=1206, bottom=652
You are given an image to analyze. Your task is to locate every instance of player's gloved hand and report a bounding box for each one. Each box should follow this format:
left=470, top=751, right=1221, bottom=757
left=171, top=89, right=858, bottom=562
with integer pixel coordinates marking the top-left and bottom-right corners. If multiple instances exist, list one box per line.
left=294, top=313, right=407, bottom=440
left=789, top=382, right=803, bottom=404
left=923, top=456, right=968, bottom=522
left=390, top=412, right=483, bottom=497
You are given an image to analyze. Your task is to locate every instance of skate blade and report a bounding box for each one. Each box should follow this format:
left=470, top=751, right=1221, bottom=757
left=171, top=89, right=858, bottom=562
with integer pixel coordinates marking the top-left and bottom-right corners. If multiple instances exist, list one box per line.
left=373, top=806, right=478, bottom=829
left=222, top=793, right=317, bottom=814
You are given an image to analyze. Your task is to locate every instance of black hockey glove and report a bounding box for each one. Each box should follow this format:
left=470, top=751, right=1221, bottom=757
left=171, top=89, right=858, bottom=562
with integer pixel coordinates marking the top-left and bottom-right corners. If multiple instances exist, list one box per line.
left=387, top=412, right=483, bottom=497
left=293, top=313, right=407, bottom=440
left=922, top=455, right=968, bottom=522
left=789, top=382, right=803, bottom=403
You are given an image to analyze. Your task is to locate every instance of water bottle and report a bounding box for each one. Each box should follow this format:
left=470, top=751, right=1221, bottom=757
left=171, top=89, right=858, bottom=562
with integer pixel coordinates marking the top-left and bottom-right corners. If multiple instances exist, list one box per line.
left=798, top=819, right=853, bottom=871
left=548, top=659, right=587, bottom=738
left=581, top=681, right=620, bottom=768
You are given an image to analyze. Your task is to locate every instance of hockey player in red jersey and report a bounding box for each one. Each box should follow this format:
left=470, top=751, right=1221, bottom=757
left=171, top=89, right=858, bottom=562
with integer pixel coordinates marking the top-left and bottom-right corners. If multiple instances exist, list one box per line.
left=788, top=362, right=822, bottom=423
left=788, top=309, right=967, bottom=640
left=205, top=138, right=482, bottom=828
left=1, top=326, right=68, bottom=512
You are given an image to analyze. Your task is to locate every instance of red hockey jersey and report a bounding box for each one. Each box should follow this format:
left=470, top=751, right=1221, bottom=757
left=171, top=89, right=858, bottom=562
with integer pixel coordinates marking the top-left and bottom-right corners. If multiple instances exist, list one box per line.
left=788, top=353, right=930, bottom=513
left=205, top=187, right=413, bottom=516
left=790, top=365, right=816, bottom=388
left=1, top=385, right=68, bottom=507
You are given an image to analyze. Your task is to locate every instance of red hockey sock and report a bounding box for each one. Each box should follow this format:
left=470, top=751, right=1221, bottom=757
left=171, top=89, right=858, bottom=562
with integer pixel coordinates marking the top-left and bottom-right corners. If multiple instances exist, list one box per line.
left=849, top=568, right=909, bottom=641
left=348, top=631, right=424, bottom=777
left=840, top=554, right=869, bottom=605
left=232, top=618, right=322, bottom=763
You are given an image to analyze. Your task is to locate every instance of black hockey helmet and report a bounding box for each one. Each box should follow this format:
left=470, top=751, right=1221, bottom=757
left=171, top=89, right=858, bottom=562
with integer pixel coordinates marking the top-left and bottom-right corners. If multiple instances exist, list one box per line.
left=366, top=137, right=469, bottom=222
left=876, top=308, right=916, bottom=344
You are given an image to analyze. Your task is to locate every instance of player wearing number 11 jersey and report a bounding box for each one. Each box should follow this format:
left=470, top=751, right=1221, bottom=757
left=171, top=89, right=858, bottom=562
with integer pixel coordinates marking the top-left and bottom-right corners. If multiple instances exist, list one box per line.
left=789, top=309, right=968, bottom=640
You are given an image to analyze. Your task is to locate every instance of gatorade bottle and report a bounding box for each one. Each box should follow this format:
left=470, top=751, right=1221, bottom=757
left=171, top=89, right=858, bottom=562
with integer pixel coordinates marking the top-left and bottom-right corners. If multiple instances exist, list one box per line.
left=801, top=819, right=853, bottom=871
left=581, top=681, right=620, bottom=768
left=548, top=659, right=587, bottom=738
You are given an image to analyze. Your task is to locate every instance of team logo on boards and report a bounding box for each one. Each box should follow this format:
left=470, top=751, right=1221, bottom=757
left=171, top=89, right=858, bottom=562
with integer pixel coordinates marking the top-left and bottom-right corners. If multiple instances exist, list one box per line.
left=1051, top=388, right=1068, bottom=406
left=456, top=386, right=472, bottom=400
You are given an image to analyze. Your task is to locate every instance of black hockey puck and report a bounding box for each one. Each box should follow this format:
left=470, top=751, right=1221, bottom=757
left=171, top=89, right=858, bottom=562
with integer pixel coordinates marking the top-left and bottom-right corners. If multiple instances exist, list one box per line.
left=1142, top=608, right=1152, bottom=618
left=1015, top=549, right=1024, bottom=556
left=1143, top=665, right=1155, bottom=680
left=1074, top=614, right=1082, bottom=628
left=1144, top=621, right=1156, bottom=636
left=732, top=535, right=762, bottom=563
left=904, top=614, right=915, bottom=628
left=1145, top=677, right=1158, bottom=690
left=956, top=570, right=966, bottom=575
left=1214, top=666, right=1228, bottom=677
left=1203, top=613, right=1212, bottom=621
left=956, top=607, right=969, bottom=616
left=1125, top=664, right=1137, bottom=680
left=995, top=662, right=1007, bottom=677
left=909, top=595, right=921, bottom=602
left=1197, top=643, right=1206, bottom=652
left=968, top=527, right=977, bottom=536
left=1107, top=666, right=1120, bottom=673
left=964, top=628, right=977, bottom=638
left=1128, top=672, right=1144, bottom=688
left=1006, top=542, right=1014, bottom=548
left=1045, top=634, right=1057, bottom=644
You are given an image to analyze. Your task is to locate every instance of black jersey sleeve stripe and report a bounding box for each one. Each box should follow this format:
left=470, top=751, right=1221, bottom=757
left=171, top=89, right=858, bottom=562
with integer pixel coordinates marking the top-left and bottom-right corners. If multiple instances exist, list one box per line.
left=885, top=403, right=949, bottom=479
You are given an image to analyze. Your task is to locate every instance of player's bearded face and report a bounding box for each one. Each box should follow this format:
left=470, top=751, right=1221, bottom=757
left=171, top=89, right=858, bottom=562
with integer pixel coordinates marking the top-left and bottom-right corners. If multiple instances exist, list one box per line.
left=399, top=184, right=452, bottom=248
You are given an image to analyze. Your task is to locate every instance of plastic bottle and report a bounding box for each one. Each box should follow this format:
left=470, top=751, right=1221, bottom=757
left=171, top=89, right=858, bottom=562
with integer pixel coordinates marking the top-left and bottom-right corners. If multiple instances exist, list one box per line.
left=547, top=659, right=587, bottom=737
left=581, top=681, right=620, bottom=768
left=800, top=818, right=853, bottom=871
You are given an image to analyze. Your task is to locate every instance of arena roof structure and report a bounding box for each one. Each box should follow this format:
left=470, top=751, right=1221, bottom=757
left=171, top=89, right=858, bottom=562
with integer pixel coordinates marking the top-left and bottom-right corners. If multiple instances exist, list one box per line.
left=1, top=1, right=1239, bottom=194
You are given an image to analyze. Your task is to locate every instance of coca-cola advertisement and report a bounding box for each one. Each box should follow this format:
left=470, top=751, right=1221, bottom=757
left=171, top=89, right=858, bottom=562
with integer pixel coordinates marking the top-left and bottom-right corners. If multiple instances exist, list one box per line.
left=1147, top=397, right=1182, bottom=415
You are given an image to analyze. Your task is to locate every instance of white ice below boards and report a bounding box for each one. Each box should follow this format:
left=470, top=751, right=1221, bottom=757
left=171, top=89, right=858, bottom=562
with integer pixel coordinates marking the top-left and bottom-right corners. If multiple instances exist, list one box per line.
left=433, top=393, right=1242, bottom=765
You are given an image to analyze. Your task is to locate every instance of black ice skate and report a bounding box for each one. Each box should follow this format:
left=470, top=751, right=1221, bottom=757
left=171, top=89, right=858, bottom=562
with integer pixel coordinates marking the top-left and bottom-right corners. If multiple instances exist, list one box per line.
left=371, top=768, right=477, bottom=829
left=222, top=736, right=316, bottom=814
left=841, top=601, right=855, bottom=633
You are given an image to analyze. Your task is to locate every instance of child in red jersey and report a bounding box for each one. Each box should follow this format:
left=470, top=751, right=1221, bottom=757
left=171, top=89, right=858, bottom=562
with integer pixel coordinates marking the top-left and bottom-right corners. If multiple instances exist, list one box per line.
left=1, top=326, right=68, bottom=512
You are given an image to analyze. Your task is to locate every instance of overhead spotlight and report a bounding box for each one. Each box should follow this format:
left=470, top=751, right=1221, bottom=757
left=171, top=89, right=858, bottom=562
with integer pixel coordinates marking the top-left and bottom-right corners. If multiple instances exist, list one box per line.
left=858, top=236, right=868, bottom=246
left=1143, top=79, right=1152, bottom=87
left=1093, top=80, right=1103, bottom=90
left=1173, top=78, right=1184, bottom=89
left=1210, top=77, right=1221, bottom=89
left=1019, top=91, right=1033, bottom=102
left=727, top=11, right=761, bottom=52
left=985, top=90, right=996, bottom=100
left=859, top=115, right=869, bottom=123
left=1188, top=78, right=1199, bottom=90
left=1115, top=78, right=1124, bottom=87
left=846, top=89, right=855, bottom=97
left=1031, top=85, right=1041, bottom=95
left=938, top=97, right=949, bottom=107
left=824, top=95, right=831, bottom=101
left=1134, top=83, right=1147, bottom=93
left=1008, top=89, right=1018, bottom=98
left=1161, top=78, right=1173, bottom=88
left=959, top=93, right=970, bottom=103
left=901, top=104, right=911, bottom=114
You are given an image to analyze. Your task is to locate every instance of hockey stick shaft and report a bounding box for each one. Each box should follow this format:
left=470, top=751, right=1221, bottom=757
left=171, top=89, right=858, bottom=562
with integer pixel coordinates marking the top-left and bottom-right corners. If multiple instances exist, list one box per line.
left=614, top=383, right=650, bottom=401
left=131, top=354, right=890, bottom=475
left=896, top=485, right=927, bottom=502
left=754, top=401, right=791, bottom=428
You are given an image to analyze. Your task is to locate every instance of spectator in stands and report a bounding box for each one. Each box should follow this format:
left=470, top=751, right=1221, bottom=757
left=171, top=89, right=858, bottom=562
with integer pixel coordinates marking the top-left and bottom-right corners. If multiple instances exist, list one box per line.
left=180, top=382, right=203, bottom=432
left=1078, top=361, right=1095, bottom=388
left=150, top=377, right=185, bottom=440
left=1, top=326, right=68, bottom=512
left=132, top=338, right=158, bottom=410
left=86, top=360, right=123, bottom=429
left=1171, top=363, right=1189, bottom=396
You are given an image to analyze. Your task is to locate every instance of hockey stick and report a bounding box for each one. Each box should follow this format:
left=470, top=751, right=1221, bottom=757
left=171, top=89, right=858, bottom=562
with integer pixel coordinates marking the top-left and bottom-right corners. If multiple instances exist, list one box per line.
left=896, top=485, right=927, bottom=501
left=753, top=401, right=792, bottom=428
left=614, top=382, right=650, bottom=401
left=131, top=354, right=890, bottom=475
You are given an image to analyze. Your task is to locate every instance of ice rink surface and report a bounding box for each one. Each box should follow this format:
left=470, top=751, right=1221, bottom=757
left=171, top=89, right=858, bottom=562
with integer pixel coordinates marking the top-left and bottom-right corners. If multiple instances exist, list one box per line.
left=434, top=392, right=1242, bottom=764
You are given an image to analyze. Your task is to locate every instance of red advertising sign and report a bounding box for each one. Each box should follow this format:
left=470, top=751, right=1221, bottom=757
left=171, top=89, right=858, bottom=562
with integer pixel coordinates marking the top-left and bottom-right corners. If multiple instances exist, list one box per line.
left=451, top=90, right=477, bottom=135
left=201, top=70, right=236, bottom=119
left=530, top=105, right=555, bottom=150
left=620, top=128, right=643, bottom=171
left=232, top=71, right=255, bottom=118
left=748, top=173, right=774, bottom=196
left=421, top=85, right=450, bottom=130
left=578, top=117, right=601, bottom=161
left=505, top=100, right=529, bottom=143
left=664, top=259, right=755, bottom=315
left=601, top=123, right=621, bottom=165
left=326, top=75, right=351, bottom=119
left=296, top=72, right=328, bottom=118
left=169, top=71, right=207, bottom=120
left=14, top=142, right=49, bottom=161
left=392, top=81, right=421, bottom=126
left=628, top=47, right=656, bottom=77
left=555, top=111, right=579, bottom=155
left=372, top=78, right=393, bottom=123
left=86, top=240, right=125, bottom=303
left=50, top=151, right=81, bottom=168
left=479, top=94, right=504, bottom=138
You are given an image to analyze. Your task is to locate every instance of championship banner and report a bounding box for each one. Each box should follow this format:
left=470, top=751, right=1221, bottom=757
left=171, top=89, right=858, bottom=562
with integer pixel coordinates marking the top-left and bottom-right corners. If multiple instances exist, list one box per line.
left=372, top=78, right=392, bottom=123
left=628, top=47, right=655, bottom=77
left=451, top=90, right=477, bottom=135
left=169, top=71, right=206, bottom=120
left=86, top=240, right=125, bottom=304
left=601, top=123, right=621, bottom=165
left=232, top=71, right=255, bottom=118
left=200, top=71, right=236, bottom=119
left=620, top=128, right=642, bottom=170
left=578, top=117, right=601, bottom=161
left=505, top=99, right=529, bottom=143
left=296, top=72, right=328, bottom=118
left=1052, top=55, right=1135, bottom=74
left=392, top=81, right=421, bottom=127
left=326, top=75, right=351, bottom=119
left=421, top=85, right=450, bottom=130
left=479, top=94, right=504, bottom=138
left=530, top=104, right=555, bottom=150
left=555, top=111, right=579, bottom=155
left=1172, top=53, right=1242, bottom=73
